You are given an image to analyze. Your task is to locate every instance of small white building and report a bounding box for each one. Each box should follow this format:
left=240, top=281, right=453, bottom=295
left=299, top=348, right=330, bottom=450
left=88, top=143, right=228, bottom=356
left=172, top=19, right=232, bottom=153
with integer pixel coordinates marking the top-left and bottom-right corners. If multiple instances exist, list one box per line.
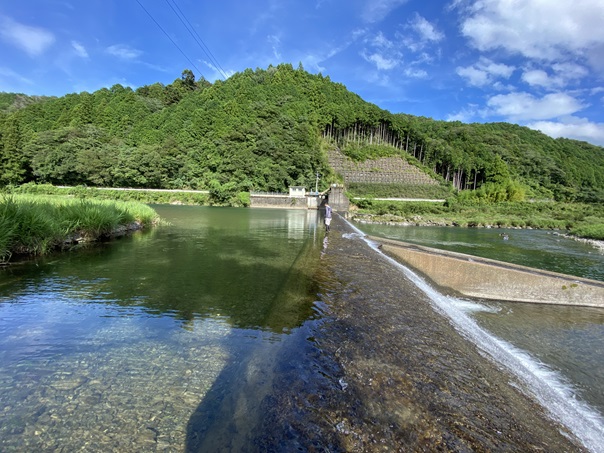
left=289, top=186, right=306, bottom=198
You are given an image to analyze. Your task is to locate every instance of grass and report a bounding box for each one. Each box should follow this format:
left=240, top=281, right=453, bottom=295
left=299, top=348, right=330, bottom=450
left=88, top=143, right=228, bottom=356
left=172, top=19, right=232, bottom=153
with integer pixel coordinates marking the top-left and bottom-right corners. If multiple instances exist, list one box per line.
left=347, top=182, right=452, bottom=200
left=10, top=183, right=211, bottom=205
left=351, top=199, right=604, bottom=240
left=0, top=194, right=159, bottom=262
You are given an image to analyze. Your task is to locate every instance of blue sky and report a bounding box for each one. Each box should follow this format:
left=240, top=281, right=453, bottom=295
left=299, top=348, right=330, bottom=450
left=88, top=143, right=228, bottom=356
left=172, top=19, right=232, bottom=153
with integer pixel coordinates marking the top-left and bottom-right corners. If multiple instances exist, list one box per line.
left=2, top=0, right=604, bottom=146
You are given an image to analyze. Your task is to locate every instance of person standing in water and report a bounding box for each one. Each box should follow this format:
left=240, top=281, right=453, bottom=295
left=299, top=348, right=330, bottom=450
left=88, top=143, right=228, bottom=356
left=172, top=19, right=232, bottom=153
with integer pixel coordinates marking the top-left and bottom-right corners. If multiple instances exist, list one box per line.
left=324, top=202, right=332, bottom=232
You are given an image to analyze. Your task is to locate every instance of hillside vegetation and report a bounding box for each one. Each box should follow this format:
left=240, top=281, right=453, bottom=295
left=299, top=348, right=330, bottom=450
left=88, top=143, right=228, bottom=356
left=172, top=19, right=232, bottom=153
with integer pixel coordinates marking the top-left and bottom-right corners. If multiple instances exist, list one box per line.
left=1, top=64, right=604, bottom=204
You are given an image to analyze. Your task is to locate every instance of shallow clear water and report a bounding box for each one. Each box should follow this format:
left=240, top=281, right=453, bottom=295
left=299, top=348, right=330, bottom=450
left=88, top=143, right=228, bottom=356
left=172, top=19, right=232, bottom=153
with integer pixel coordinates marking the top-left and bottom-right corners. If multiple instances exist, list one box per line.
left=0, top=206, right=324, bottom=451
left=355, top=222, right=604, bottom=423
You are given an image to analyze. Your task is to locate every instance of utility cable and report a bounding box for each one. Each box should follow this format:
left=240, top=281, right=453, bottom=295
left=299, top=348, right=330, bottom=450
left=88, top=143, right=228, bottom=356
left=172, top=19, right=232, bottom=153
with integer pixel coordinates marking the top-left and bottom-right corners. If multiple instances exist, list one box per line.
left=164, top=0, right=229, bottom=80
left=134, top=0, right=205, bottom=78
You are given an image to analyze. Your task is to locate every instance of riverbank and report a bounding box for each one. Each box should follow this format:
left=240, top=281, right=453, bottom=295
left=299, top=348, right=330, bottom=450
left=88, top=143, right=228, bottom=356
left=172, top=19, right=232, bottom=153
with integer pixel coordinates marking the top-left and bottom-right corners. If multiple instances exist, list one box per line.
left=0, top=194, right=159, bottom=263
left=251, top=215, right=589, bottom=451
left=350, top=199, right=604, bottom=241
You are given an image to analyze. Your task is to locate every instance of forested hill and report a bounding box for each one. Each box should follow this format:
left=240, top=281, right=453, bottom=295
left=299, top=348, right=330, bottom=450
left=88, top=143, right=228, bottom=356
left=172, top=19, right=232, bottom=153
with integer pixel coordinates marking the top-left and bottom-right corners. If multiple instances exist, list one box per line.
left=1, top=64, right=604, bottom=203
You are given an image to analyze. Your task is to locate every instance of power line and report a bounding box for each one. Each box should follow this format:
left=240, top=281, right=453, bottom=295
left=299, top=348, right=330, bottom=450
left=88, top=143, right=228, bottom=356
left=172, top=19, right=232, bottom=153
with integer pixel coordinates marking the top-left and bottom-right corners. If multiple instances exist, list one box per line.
left=134, top=0, right=205, bottom=78
left=163, top=0, right=229, bottom=80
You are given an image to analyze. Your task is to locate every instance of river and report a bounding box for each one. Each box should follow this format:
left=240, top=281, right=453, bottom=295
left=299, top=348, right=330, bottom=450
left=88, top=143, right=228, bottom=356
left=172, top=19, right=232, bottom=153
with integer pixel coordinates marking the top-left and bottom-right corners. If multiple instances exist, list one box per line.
left=0, top=206, right=325, bottom=451
left=355, top=222, right=604, bottom=438
left=0, top=207, right=602, bottom=451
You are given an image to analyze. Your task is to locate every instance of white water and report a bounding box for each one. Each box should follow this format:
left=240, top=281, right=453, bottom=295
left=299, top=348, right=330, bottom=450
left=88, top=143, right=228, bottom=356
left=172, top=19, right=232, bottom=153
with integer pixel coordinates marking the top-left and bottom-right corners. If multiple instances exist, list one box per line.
left=342, top=219, right=604, bottom=452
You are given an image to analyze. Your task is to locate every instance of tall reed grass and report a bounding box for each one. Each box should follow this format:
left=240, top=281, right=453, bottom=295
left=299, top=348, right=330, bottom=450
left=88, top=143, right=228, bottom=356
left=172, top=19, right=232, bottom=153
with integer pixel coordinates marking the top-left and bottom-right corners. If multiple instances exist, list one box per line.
left=0, top=194, right=159, bottom=262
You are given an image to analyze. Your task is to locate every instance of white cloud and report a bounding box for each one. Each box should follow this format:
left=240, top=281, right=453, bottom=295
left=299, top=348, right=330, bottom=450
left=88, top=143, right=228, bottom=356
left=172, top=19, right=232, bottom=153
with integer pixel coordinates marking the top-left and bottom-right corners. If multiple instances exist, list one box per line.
left=527, top=117, right=604, bottom=146
left=360, top=31, right=402, bottom=72
left=105, top=44, right=142, bottom=60
left=521, top=69, right=553, bottom=88
left=459, top=0, right=604, bottom=64
left=409, top=14, right=444, bottom=43
left=487, top=92, right=585, bottom=121
left=552, top=62, right=589, bottom=81
left=447, top=105, right=479, bottom=122
left=267, top=34, right=281, bottom=60
left=369, top=31, right=394, bottom=49
left=71, top=41, right=88, bottom=58
left=361, top=69, right=392, bottom=87
left=457, top=57, right=514, bottom=87
left=521, top=63, right=589, bottom=90
left=296, top=36, right=358, bottom=74
left=404, top=68, right=428, bottom=79
left=362, top=51, right=398, bottom=70
left=457, top=65, right=488, bottom=86
left=398, top=14, right=444, bottom=54
left=362, top=0, right=409, bottom=23
left=0, top=16, right=55, bottom=57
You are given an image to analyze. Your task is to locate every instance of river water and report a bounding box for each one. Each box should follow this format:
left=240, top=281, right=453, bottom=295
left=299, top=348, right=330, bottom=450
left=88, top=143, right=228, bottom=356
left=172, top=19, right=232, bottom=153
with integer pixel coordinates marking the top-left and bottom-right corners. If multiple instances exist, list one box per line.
left=0, top=206, right=325, bottom=451
left=1, top=207, right=603, bottom=451
left=355, top=222, right=604, bottom=433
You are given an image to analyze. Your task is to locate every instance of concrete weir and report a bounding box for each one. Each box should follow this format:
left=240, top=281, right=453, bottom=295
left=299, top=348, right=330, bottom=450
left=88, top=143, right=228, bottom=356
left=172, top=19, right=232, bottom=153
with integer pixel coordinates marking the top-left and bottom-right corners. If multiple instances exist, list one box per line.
left=370, top=236, right=604, bottom=307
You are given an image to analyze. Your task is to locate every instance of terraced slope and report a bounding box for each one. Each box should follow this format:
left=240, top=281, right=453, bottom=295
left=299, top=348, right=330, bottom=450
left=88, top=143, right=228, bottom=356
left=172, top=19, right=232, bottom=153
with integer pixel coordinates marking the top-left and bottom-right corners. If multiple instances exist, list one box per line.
left=328, top=149, right=439, bottom=186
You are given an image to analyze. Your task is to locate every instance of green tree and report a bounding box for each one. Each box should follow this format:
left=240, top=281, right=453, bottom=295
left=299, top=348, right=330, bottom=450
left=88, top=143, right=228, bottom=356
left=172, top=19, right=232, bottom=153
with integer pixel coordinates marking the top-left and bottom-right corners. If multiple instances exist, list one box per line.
left=0, top=113, right=28, bottom=184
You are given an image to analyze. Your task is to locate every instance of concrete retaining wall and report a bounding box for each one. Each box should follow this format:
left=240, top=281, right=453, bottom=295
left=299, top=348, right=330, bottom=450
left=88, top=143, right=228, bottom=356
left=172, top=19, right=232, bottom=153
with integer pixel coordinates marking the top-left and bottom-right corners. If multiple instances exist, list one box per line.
left=250, top=194, right=319, bottom=209
left=370, top=236, right=604, bottom=307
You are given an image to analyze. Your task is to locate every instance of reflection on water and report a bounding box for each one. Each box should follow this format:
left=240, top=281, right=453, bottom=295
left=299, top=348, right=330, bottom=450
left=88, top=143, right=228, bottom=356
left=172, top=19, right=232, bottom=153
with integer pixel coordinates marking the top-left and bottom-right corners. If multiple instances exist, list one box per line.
left=0, top=207, right=323, bottom=451
left=356, top=223, right=604, bottom=282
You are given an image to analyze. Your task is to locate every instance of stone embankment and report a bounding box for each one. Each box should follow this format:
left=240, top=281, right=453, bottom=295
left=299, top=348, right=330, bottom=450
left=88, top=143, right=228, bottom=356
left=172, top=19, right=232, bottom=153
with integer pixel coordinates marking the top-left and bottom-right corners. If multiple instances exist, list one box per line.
left=328, top=148, right=439, bottom=186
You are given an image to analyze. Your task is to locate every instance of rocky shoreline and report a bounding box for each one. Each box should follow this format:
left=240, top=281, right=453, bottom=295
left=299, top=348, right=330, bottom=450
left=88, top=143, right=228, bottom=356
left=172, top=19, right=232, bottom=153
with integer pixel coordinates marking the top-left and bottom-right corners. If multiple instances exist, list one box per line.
left=351, top=212, right=604, bottom=252
left=63, top=221, right=145, bottom=245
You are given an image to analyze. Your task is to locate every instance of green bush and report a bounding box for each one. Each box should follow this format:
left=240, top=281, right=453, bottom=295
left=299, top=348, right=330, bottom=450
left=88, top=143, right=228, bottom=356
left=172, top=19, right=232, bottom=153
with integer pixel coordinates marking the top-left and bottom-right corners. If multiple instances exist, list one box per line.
left=10, top=183, right=211, bottom=205
left=235, top=191, right=251, bottom=207
left=570, top=223, right=604, bottom=240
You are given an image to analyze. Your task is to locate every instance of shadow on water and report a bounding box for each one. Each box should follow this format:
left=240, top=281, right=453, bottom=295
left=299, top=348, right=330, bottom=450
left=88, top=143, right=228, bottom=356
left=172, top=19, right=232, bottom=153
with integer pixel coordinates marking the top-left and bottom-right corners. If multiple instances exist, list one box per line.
left=183, top=231, right=339, bottom=452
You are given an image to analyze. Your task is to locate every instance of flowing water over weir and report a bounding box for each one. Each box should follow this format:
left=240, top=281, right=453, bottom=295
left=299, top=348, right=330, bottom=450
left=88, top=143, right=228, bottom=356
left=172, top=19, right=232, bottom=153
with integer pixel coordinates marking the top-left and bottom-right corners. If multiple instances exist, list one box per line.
left=0, top=206, right=602, bottom=451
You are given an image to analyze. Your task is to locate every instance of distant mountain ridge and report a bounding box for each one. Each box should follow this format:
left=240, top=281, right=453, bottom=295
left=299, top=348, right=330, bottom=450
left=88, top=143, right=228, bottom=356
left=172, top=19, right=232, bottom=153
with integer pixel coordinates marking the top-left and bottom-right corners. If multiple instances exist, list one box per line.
left=1, top=64, right=603, bottom=203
